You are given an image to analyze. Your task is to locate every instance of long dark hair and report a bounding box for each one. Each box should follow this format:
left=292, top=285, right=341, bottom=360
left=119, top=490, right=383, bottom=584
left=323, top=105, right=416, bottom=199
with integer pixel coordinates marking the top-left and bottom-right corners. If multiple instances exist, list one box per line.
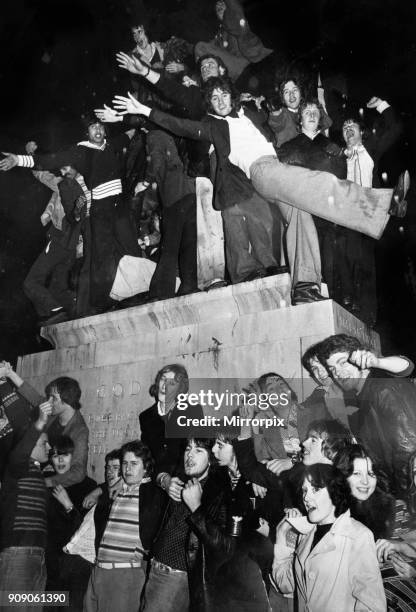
left=203, top=76, right=240, bottom=114
left=335, top=444, right=395, bottom=538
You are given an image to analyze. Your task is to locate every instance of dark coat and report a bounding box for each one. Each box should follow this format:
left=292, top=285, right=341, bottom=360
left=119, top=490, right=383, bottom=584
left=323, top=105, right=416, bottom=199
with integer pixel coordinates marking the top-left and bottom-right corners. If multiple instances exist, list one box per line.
left=186, top=467, right=267, bottom=612
left=139, top=401, right=204, bottom=477
left=149, top=107, right=274, bottom=210
left=233, top=437, right=302, bottom=513
left=46, top=475, right=97, bottom=580
left=145, top=130, right=195, bottom=208
left=47, top=177, right=86, bottom=251
left=355, top=370, right=416, bottom=498
left=213, top=531, right=273, bottom=612
left=148, top=71, right=211, bottom=178
left=277, top=132, right=347, bottom=179
left=362, top=105, right=403, bottom=186
left=219, top=0, right=273, bottom=64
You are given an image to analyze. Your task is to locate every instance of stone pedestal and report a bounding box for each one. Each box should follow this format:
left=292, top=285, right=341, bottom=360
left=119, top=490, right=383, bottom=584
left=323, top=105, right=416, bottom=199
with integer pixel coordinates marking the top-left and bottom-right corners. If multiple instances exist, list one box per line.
left=17, top=274, right=378, bottom=480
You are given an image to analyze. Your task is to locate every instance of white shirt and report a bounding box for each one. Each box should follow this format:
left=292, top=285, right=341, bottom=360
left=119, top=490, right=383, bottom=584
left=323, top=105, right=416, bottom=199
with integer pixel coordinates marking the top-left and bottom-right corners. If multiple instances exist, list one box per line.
left=346, top=145, right=374, bottom=187
left=220, top=109, right=276, bottom=178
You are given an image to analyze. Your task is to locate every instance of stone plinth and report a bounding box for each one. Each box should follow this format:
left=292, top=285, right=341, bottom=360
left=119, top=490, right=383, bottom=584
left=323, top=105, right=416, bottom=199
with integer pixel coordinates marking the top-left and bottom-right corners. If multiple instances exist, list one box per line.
left=17, top=274, right=378, bottom=480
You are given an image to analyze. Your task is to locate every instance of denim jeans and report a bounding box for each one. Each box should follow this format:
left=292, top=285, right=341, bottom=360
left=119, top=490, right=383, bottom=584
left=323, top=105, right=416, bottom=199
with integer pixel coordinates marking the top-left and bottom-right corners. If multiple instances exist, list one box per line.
left=250, top=156, right=392, bottom=240
left=83, top=565, right=146, bottom=612
left=0, top=547, right=46, bottom=612
left=141, top=561, right=189, bottom=612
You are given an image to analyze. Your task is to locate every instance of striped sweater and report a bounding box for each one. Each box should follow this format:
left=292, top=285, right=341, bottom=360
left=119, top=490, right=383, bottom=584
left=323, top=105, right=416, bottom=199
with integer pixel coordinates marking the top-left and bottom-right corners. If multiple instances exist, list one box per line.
left=97, top=480, right=148, bottom=563
left=0, top=425, right=47, bottom=550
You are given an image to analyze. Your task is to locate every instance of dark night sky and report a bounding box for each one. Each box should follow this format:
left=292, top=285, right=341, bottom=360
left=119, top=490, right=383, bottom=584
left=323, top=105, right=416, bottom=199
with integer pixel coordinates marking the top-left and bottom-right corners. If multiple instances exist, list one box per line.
left=0, top=0, right=416, bottom=362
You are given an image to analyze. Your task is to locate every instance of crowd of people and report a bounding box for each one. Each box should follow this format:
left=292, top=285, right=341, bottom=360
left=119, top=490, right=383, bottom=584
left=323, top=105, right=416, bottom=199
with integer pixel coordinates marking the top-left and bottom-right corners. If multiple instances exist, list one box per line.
left=1, top=332, right=416, bottom=611
left=0, top=2, right=415, bottom=611
left=0, top=0, right=410, bottom=327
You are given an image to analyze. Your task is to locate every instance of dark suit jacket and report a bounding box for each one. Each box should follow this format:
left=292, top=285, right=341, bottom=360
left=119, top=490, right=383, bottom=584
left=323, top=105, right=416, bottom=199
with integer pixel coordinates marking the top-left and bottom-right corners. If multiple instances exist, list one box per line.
left=355, top=370, right=416, bottom=497
left=149, top=107, right=273, bottom=211
left=139, top=401, right=204, bottom=477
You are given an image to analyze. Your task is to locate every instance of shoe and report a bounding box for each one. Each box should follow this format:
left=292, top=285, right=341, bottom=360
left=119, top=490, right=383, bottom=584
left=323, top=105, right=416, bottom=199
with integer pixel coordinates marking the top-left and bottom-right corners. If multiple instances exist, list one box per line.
left=177, top=287, right=202, bottom=297
left=389, top=170, right=410, bottom=218
left=241, top=269, right=267, bottom=283
left=118, top=292, right=150, bottom=308
left=265, top=265, right=289, bottom=277
left=292, top=282, right=328, bottom=305
left=39, top=309, right=69, bottom=327
left=205, top=279, right=228, bottom=291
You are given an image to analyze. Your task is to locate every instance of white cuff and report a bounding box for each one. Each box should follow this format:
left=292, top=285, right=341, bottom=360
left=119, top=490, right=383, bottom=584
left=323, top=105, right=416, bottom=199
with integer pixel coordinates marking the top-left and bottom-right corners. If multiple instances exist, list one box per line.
left=376, top=101, right=390, bottom=114
left=17, top=154, right=34, bottom=168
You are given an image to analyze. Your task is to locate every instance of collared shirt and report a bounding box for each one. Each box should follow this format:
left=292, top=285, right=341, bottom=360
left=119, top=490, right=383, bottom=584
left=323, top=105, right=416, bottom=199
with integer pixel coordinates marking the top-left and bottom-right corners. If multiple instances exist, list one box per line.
left=213, top=109, right=275, bottom=179
left=346, top=144, right=374, bottom=187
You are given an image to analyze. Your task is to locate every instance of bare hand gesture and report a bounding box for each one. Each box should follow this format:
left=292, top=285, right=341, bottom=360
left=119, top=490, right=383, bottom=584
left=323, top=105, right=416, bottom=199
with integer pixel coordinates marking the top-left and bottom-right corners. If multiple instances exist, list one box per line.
left=112, top=93, right=150, bottom=117
left=348, top=349, right=379, bottom=370
left=116, top=51, right=147, bottom=76
left=0, top=153, right=18, bottom=171
left=165, top=61, right=184, bottom=74
left=252, top=483, right=267, bottom=498
left=266, top=458, right=292, bottom=475
left=366, top=96, right=383, bottom=109
left=182, top=478, right=202, bottom=511
left=35, top=400, right=52, bottom=430
left=275, top=516, right=292, bottom=546
left=94, top=104, right=122, bottom=123
left=0, top=361, right=13, bottom=379
left=167, top=476, right=184, bottom=502
left=52, top=484, right=73, bottom=511
left=82, top=487, right=102, bottom=509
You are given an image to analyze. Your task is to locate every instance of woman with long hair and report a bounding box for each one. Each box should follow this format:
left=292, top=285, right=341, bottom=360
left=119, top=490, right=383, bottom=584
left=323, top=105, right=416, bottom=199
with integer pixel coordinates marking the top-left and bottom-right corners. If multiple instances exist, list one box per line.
left=272, top=463, right=386, bottom=612
left=335, top=444, right=396, bottom=539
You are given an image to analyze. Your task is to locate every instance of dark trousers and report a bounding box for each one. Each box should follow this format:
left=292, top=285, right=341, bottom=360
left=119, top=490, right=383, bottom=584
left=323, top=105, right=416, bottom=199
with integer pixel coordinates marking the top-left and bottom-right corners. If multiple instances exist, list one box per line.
left=222, top=192, right=277, bottom=283
left=89, top=197, right=139, bottom=309
left=149, top=194, right=197, bottom=299
left=46, top=553, right=92, bottom=612
left=23, top=240, right=76, bottom=317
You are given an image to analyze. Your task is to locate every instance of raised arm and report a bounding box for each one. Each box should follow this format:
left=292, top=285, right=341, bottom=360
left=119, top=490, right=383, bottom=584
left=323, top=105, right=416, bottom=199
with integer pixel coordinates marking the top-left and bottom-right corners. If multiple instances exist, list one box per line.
left=112, top=93, right=213, bottom=142
left=365, top=97, right=403, bottom=160
left=1, top=145, right=84, bottom=174
left=348, top=350, right=413, bottom=376
left=116, top=52, right=204, bottom=118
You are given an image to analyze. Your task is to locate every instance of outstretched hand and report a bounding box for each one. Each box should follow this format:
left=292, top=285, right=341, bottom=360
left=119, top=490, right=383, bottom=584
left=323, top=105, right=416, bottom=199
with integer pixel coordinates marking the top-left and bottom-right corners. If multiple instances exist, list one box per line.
left=112, top=93, right=150, bottom=117
left=0, top=153, right=18, bottom=171
left=94, top=104, right=122, bottom=123
left=116, top=51, right=147, bottom=76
